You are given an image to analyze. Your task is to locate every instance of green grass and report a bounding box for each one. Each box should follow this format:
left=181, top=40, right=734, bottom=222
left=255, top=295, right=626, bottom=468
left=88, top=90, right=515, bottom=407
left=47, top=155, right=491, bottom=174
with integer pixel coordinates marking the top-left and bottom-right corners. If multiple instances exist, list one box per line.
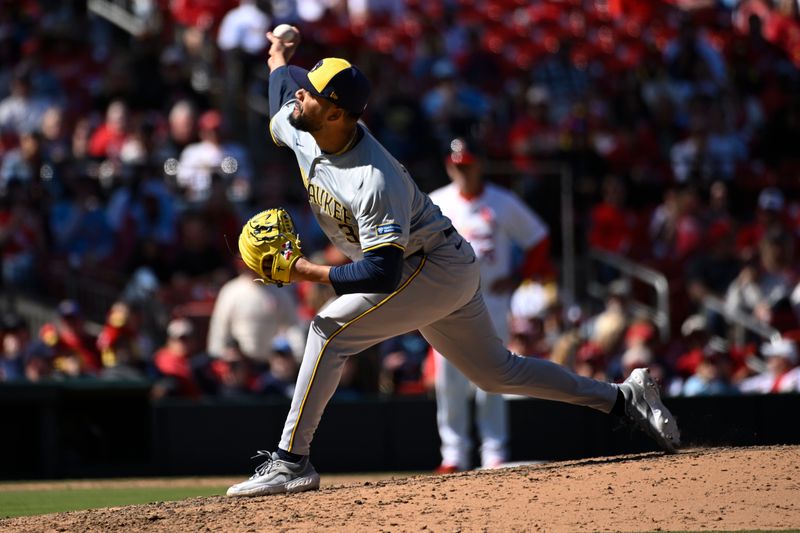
left=0, top=485, right=228, bottom=518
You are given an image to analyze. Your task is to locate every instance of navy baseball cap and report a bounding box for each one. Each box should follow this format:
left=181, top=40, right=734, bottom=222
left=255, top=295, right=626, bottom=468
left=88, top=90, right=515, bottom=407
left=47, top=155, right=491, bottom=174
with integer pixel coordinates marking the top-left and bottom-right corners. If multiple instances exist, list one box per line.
left=288, top=58, right=371, bottom=116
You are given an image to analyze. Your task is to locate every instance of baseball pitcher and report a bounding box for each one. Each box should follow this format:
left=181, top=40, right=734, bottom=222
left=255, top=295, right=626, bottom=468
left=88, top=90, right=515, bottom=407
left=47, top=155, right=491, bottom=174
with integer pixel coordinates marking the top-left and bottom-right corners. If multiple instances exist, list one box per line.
left=227, top=27, right=680, bottom=497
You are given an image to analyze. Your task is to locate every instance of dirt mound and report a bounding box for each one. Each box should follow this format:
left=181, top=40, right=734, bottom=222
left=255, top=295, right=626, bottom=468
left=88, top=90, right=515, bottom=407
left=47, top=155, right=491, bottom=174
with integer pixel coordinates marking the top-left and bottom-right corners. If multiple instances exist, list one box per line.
left=3, top=445, right=799, bottom=532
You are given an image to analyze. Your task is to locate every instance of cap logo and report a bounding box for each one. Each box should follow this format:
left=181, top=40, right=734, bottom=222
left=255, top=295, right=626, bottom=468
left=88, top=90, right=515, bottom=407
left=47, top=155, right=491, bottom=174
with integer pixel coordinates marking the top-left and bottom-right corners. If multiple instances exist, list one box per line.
left=307, top=58, right=353, bottom=94
left=329, top=91, right=338, bottom=100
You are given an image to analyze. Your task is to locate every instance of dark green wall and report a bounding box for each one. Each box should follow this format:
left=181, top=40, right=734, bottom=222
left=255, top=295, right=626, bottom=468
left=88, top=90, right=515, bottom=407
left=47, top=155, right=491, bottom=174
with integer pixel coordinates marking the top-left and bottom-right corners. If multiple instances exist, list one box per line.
left=2, top=382, right=799, bottom=479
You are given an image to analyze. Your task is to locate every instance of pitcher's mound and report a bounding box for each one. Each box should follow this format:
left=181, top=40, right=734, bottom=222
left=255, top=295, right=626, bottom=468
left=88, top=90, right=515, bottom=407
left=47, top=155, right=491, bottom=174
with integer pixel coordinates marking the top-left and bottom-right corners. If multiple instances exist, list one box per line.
left=3, top=445, right=799, bottom=532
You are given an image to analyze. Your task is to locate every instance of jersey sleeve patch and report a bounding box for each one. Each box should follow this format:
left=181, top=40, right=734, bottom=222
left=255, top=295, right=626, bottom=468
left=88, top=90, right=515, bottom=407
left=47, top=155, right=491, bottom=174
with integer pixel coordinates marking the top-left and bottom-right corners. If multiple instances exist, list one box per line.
left=376, top=223, right=403, bottom=236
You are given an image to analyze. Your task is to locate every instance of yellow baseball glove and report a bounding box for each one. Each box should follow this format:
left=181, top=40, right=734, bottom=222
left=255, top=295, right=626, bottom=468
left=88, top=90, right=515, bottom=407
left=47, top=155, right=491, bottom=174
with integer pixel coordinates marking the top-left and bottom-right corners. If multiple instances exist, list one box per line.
left=238, top=207, right=303, bottom=287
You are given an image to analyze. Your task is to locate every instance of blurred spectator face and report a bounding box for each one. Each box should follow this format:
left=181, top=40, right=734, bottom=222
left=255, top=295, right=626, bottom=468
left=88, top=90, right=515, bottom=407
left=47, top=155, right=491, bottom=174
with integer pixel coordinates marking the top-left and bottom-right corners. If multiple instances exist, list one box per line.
left=41, top=107, right=64, bottom=141
left=696, top=352, right=723, bottom=382
left=182, top=27, right=206, bottom=55
left=766, top=352, right=794, bottom=374
left=108, top=301, right=134, bottom=330
left=106, top=101, right=129, bottom=133
left=2, top=318, right=30, bottom=359
left=759, top=231, right=791, bottom=270
left=72, top=119, right=91, bottom=158
left=169, top=101, right=196, bottom=144
left=19, top=132, right=41, bottom=159
left=709, top=181, right=728, bottom=211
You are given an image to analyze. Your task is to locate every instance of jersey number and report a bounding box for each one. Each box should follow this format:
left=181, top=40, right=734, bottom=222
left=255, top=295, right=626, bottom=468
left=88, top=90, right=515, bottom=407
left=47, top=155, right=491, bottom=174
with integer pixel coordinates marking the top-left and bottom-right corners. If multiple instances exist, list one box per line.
left=339, top=224, right=359, bottom=244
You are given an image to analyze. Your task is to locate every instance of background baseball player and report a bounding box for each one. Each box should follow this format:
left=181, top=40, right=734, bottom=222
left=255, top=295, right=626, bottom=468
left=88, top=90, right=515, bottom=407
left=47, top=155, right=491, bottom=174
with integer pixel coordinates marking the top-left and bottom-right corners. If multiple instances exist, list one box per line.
left=429, top=138, right=553, bottom=472
left=226, top=26, right=679, bottom=497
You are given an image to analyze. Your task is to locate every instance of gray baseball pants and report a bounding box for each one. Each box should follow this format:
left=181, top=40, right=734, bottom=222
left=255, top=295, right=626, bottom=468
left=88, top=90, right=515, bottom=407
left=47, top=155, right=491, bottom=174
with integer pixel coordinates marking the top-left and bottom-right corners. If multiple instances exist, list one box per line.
left=280, top=232, right=619, bottom=455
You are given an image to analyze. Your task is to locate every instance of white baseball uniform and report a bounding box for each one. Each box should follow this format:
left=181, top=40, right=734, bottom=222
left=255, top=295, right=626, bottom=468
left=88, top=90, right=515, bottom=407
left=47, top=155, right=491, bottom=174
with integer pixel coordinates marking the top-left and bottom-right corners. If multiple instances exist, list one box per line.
left=429, top=182, right=549, bottom=468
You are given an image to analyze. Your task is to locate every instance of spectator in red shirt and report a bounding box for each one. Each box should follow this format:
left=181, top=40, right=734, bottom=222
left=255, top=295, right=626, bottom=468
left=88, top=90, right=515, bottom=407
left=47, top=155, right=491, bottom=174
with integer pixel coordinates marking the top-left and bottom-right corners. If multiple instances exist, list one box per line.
left=153, top=318, right=210, bottom=399
left=88, top=100, right=131, bottom=159
left=96, top=301, right=154, bottom=380
left=588, top=175, right=637, bottom=256
left=38, top=300, right=102, bottom=376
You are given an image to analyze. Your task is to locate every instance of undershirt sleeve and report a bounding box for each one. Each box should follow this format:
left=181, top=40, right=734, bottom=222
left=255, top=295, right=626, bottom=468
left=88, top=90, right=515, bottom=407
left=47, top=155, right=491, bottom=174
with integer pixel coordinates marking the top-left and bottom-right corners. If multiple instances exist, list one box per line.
left=328, top=246, right=404, bottom=295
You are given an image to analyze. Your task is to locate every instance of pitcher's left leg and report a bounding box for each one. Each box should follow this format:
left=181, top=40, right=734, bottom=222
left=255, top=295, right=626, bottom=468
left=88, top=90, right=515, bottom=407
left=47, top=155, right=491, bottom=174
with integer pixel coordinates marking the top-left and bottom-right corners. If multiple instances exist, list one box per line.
left=420, top=290, right=618, bottom=412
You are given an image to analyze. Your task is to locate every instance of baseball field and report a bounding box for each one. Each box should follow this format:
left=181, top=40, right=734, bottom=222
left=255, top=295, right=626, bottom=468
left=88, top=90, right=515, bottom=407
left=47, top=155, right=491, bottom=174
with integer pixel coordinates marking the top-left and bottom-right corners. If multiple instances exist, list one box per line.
left=1, top=445, right=798, bottom=532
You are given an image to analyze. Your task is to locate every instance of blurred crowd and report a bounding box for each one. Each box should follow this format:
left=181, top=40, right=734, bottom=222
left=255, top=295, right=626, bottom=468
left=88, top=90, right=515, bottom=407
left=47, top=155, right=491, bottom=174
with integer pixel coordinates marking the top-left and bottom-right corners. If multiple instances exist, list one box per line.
left=2, top=0, right=800, bottom=397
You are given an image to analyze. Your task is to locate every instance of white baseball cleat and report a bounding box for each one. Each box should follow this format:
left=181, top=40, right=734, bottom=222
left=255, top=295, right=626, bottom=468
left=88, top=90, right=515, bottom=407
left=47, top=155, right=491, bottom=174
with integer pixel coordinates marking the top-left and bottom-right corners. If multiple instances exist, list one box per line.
left=226, top=450, right=320, bottom=497
left=619, top=368, right=681, bottom=453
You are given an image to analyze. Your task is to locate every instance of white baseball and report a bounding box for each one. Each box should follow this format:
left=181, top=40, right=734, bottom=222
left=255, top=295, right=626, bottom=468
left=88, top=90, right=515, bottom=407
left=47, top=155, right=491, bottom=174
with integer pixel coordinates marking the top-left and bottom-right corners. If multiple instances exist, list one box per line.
left=272, top=24, right=299, bottom=43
